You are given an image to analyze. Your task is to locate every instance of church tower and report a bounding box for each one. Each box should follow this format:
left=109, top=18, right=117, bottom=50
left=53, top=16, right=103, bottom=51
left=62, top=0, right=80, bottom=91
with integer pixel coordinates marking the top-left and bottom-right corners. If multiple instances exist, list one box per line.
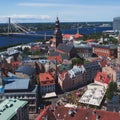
left=54, top=17, right=62, bottom=47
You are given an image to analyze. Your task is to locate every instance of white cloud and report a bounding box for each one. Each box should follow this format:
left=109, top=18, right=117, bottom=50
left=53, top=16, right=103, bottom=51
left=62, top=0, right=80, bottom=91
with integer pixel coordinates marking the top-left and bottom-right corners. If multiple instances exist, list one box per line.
left=0, top=14, right=52, bottom=23
left=18, top=3, right=63, bottom=7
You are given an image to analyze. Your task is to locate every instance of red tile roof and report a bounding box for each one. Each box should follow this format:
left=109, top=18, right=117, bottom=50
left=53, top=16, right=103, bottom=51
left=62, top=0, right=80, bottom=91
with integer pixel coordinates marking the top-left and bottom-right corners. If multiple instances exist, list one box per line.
left=39, top=73, right=55, bottom=86
left=94, top=72, right=111, bottom=84
left=47, top=55, right=62, bottom=63
left=85, top=39, right=95, bottom=42
left=36, top=105, right=120, bottom=120
left=63, top=34, right=73, bottom=39
left=74, top=33, right=83, bottom=38
left=35, top=106, right=56, bottom=120
left=60, top=71, right=68, bottom=79
left=11, top=61, right=20, bottom=66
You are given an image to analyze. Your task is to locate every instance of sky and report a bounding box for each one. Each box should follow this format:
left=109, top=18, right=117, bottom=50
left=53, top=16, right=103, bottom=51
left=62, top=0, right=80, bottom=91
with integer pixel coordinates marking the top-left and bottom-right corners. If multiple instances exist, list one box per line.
left=0, top=0, right=120, bottom=23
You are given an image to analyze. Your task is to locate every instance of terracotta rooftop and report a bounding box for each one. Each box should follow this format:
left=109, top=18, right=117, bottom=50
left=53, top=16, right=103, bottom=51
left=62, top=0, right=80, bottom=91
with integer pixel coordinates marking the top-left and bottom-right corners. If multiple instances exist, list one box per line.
left=47, top=55, right=62, bottom=63
left=94, top=72, right=110, bottom=84
left=60, top=71, right=68, bottom=79
left=36, top=105, right=120, bottom=120
left=11, top=61, right=20, bottom=66
left=86, top=39, right=95, bottom=42
left=39, top=73, right=55, bottom=86
left=74, top=33, right=83, bottom=38
left=63, top=34, right=73, bottom=39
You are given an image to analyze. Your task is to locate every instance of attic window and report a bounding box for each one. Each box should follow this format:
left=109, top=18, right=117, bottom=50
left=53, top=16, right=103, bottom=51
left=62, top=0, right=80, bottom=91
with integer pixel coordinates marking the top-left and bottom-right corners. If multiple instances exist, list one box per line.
left=46, top=77, right=49, bottom=80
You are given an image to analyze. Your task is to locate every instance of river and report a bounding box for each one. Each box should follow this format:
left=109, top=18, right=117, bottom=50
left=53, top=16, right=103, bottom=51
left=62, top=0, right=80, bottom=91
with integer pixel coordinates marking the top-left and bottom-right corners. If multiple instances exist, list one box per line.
left=0, top=27, right=112, bottom=47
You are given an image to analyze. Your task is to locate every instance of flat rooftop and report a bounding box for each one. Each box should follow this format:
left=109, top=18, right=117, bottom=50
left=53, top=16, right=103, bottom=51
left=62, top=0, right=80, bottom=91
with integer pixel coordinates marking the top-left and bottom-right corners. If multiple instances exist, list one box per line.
left=0, top=99, right=28, bottom=120
left=4, top=78, right=30, bottom=91
left=42, top=92, right=57, bottom=99
left=79, top=83, right=106, bottom=106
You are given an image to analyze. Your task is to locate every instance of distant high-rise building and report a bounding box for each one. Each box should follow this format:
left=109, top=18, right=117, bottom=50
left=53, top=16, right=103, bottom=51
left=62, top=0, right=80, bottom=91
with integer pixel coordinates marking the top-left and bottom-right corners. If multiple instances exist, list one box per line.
left=113, top=17, right=120, bottom=31
left=54, top=17, right=62, bottom=47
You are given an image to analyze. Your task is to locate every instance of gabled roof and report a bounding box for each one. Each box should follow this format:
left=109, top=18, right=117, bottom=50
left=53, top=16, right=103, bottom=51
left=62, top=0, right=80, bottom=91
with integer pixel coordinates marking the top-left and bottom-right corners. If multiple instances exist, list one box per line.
left=36, top=106, right=56, bottom=120
left=50, top=51, right=60, bottom=56
left=40, top=73, right=55, bottom=86
left=57, top=43, right=74, bottom=53
left=68, top=65, right=85, bottom=78
left=60, top=71, right=68, bottom=79
left=16, top=66, right=35, bottom=76
left=47, top=55, right=62, bottom=63
left=94, top=72, right=110, bottom=84
left=11, top=61, right=20, bottom=66
left=74, top=33, right=83, bottom=38
left=36, top=105, right=120, bottom=120
left=85, top=39, right=95, bottom=42
left=63, top=34, right=73, bottom=39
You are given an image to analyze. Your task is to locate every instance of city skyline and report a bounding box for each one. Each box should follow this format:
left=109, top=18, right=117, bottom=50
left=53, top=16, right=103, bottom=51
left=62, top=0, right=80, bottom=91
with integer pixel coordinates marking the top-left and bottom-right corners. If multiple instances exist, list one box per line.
left=1, top=0, right=120, bottom=23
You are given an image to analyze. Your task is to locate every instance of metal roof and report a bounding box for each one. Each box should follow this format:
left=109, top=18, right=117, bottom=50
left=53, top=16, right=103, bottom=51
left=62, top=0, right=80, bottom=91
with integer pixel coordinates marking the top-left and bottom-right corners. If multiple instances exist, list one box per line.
left=4, top=78, right=30, bottom=90
left=57, top=43, right=73, bottom=52
left=0, top=99, right=28, bottom=120
left=68, top=65, right=85, bottom=78
left=16, top=65, right=35, bottom=76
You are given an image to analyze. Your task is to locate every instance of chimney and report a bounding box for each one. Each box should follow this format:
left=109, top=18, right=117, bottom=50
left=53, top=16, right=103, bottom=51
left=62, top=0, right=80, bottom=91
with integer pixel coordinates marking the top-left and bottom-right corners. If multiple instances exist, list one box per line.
left=96, top=114, right=100, bottom=120
left=85, top=112, right=89, bottom=120
left=92, top=110, right=96, bottom=115
left=68, top=109, right=74, bottom=117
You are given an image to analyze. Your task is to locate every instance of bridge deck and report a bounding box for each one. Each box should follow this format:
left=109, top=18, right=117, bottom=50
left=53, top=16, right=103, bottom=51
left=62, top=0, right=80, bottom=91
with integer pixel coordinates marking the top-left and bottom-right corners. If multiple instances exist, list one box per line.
left=0, top=33, right=52, bottom=36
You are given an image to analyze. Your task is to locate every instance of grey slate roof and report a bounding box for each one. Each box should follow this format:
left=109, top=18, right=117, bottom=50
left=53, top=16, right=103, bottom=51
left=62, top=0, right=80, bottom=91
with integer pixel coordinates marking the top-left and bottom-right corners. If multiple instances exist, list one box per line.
left=84, top=61, right=100, bottom=69
left=16, top=66, right=35, bottom=76
left=50, top=52, right=60, bottom=56
left=57, top=43, right=73, bottom=52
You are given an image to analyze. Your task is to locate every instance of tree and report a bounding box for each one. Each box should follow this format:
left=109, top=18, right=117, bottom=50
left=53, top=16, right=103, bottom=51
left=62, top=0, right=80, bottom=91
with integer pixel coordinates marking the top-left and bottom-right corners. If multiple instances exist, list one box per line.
left=106, top=81, right=117, bottom=100
left=72, top=57, right=83, bottom=65
left=23, top=47, right=31, bottom=55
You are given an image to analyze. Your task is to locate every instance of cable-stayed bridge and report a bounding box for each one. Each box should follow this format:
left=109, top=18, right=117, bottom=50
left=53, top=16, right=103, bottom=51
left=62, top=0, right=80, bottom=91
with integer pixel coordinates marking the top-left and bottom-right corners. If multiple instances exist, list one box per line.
left=0, top=17, right=52, bottom=38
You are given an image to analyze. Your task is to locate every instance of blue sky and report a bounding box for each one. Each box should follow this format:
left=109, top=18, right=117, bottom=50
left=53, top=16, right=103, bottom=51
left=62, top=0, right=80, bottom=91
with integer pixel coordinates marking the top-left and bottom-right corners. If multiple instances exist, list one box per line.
left=1, top=0, right=120, bottom=23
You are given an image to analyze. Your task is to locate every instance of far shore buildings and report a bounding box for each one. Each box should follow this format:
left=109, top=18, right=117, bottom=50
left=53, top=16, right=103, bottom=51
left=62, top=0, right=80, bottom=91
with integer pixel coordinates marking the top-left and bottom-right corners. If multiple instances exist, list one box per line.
left=0, top=99, right=29, bottom=120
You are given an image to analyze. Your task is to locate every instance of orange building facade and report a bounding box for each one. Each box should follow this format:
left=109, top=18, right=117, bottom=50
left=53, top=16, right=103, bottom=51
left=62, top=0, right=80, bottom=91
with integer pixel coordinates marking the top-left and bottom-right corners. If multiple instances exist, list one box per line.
left=93, top=45, right=117, bottom=58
